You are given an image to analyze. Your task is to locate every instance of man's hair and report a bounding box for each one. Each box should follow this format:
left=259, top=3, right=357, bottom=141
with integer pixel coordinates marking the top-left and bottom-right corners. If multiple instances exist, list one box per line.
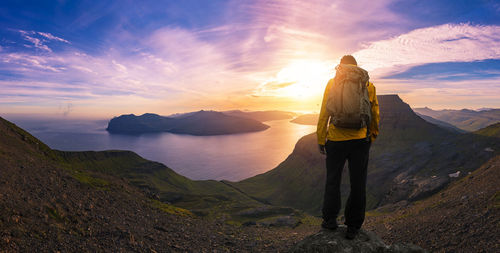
left=340, top=55, right=357, bottom=65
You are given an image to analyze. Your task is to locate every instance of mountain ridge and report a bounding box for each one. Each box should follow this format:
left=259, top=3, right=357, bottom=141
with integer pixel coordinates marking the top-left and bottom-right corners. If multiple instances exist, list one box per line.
left=413, top=107, right=500, bottom=131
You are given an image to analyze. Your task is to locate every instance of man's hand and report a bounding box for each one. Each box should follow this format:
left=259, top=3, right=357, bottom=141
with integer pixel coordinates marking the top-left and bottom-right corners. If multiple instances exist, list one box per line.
left=318, top=144, right=326, bottom=155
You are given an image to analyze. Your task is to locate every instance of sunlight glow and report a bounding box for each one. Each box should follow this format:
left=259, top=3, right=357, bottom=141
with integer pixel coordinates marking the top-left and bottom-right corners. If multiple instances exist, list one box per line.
left=255, top=59, right=333, bottom=99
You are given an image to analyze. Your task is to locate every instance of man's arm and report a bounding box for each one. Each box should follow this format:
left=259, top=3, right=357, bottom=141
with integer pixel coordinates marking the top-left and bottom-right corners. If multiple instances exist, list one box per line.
left=317, top=79, right=333, bottom=147
left=368, top=82, right=380, bottom=142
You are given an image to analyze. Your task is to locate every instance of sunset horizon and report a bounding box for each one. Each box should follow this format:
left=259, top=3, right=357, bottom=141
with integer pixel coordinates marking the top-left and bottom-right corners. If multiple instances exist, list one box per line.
left=1, top=1, right=499, bottom=119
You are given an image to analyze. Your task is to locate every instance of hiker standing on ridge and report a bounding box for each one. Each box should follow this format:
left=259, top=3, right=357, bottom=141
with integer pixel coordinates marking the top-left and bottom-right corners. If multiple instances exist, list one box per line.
left=316, top=55, right=380, bottom=240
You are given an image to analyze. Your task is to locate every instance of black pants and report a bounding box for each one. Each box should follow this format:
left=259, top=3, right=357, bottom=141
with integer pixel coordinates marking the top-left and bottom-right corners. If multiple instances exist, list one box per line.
left=322, top=138, right=371, bottom=229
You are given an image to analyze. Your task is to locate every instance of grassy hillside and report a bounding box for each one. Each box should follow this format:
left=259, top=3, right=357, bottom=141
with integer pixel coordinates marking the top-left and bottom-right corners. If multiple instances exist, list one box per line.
left=474, top=122, right=500, bottom=138
left=0, top=116, right=320, bottom=251
left=413, top=107, right=500, bottom=131
left=365, top=155, right=500, bottom=252
left=56, top=150, right=279, bottom=220
left=230, top=95, right=500, bottom=215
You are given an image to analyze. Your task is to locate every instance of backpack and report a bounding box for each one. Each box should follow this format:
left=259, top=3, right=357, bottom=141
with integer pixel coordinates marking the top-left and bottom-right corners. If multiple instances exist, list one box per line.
left=326, top=64, right=371, bottom=129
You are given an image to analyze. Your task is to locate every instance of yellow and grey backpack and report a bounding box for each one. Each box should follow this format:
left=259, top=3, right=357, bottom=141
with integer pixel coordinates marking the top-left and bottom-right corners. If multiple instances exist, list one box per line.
left=326, top=64, right=371, bottom=129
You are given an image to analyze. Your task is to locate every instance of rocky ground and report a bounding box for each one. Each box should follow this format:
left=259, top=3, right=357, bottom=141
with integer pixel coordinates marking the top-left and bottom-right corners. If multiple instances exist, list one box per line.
left=0, top=117, right=319, bottom=252
left=2, top=114, right=497, bottom=252
left=290, top=225, right=426, bottom=253
left=365, top=155, right=500, bottom=253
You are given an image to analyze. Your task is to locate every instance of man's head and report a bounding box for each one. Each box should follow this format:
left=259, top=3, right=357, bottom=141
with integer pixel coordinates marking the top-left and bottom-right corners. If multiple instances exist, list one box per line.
left=340, top=55, right=357, bottom=66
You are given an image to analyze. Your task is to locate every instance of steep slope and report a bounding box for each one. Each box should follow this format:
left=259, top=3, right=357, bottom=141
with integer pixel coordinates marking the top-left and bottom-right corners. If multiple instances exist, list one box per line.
left=413, top=107, right=500, bottom=131
left=474, top=122, right=500, bottom=138
left=230, top=95, right=500, bottom=214
left=56, top=150, right=305, bottom=223
left=0, top=117, right=312, bottom=251
left=106, top=111, right=269, bottom=135
left=365, top=155, right=500, bottom=252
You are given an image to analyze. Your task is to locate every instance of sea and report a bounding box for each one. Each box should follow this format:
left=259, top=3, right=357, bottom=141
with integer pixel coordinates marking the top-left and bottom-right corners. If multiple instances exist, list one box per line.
left=6, top=116, right=316, bottom=181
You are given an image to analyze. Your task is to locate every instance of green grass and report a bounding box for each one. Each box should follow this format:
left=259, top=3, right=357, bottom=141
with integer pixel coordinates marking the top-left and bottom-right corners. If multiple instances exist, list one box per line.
left=492, top=191, right=500, bottom=209
left=474, top=122, right=500, bottom=138
left=56, top=150, right=278, bottom=221
left=150, top=199, right=194, bottom=217
left=71, top=170, right=110, bottom=190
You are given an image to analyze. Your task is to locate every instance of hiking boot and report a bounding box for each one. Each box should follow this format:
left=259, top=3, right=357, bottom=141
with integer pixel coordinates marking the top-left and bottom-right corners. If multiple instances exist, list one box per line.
left=345, top=226, right=359, bottom=240
left=321, top=220, right=338, bottom=230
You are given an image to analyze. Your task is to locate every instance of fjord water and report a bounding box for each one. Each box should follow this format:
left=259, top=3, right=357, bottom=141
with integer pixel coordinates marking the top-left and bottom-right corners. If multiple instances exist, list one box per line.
left=9, top=117, right=315, bottom=181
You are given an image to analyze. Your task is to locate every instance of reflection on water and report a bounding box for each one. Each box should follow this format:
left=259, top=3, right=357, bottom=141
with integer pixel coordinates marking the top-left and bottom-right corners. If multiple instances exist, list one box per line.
left=8, top=117, right=315, bottom=181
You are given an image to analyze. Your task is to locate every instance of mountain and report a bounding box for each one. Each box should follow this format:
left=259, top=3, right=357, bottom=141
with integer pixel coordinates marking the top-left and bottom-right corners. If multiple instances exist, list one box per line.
left=365, top=155, right=500, bottom=252
left=223, top=110, right=297, bottom=122
left=229, top=95, right=500, bottom=215
left=413, top=107, right=500, bottom=131
left=106, top=110, right=270, bottom=135
left=474, top=122, right=500, bottom=138
left=414, top=113, right=465, bottom=133
left=290, top=114, right=319, bottom=125
left=0, top=117, right=315, bottom=251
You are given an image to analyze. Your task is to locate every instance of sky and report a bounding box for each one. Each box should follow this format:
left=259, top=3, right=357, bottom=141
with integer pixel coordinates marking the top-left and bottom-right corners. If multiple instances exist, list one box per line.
left=1, top=0, right=499, bottom=119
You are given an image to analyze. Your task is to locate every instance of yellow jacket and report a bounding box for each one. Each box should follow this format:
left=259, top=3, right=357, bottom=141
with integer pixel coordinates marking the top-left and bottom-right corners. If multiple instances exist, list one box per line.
left=316, top=78, right=380, bottom=145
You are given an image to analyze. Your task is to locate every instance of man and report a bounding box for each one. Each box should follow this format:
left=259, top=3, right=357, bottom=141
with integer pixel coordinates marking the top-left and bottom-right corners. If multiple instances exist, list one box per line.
left=316, top=55, right=380, bottom=240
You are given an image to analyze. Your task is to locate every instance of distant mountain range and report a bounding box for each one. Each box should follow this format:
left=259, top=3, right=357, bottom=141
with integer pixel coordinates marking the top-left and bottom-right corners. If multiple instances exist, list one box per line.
left=106, top=110, right=271, bottom=135
left=228, top=95, right=500, bottom=215
left=413, top=107, right=500, bottom=131
left=414, top=112, right=466, bottom=133
left=223, top=110, right=296, bottom=122
left=290, top=114, right=318, bottom=125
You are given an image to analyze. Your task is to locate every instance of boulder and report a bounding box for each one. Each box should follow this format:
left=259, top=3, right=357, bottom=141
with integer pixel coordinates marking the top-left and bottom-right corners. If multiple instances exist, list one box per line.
left=290, top=226, right=426, bottom=253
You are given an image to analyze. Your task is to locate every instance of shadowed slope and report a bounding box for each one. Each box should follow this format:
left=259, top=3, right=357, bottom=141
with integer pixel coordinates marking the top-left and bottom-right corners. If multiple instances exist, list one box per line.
left=0, top=117, right=311, bottom=251
left=365, top=155, right=500, bottom=252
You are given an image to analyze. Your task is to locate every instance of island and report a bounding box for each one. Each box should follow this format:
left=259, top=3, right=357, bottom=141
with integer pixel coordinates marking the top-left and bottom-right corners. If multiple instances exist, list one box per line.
left=106, top=110, right=270, bottom=135
left=290, top=114, right=319, bottom=125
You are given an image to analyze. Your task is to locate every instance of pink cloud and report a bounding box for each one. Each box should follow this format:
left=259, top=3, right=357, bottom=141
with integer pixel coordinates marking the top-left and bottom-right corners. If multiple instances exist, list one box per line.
left=354, top=23, right=500, bottom=76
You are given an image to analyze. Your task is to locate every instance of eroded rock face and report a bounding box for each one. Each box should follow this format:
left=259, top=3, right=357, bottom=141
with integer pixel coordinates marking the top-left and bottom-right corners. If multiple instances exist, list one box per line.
left=290, top=226, right=426, bottom=253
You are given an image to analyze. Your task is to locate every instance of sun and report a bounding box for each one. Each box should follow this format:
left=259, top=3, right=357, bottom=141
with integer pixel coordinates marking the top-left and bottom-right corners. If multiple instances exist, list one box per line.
left=256, top=59, right=333, bottom=99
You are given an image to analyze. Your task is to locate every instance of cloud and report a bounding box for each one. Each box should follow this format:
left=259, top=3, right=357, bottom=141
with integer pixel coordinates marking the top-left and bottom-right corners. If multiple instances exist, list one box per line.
left=22, top=34, right=52, bottom=52
left=391, top=78, right=500, bottom=109
left=384, top=59, right=500, bottom=81
left=2, top=2, right=500, bottom=116
left=18, top=30, right=71, bottom=53
left=37, top=32, right=71, bottom=44
left=1, top=26, right=256, bottom=114
left=353, top=23, right=500, bottom=77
